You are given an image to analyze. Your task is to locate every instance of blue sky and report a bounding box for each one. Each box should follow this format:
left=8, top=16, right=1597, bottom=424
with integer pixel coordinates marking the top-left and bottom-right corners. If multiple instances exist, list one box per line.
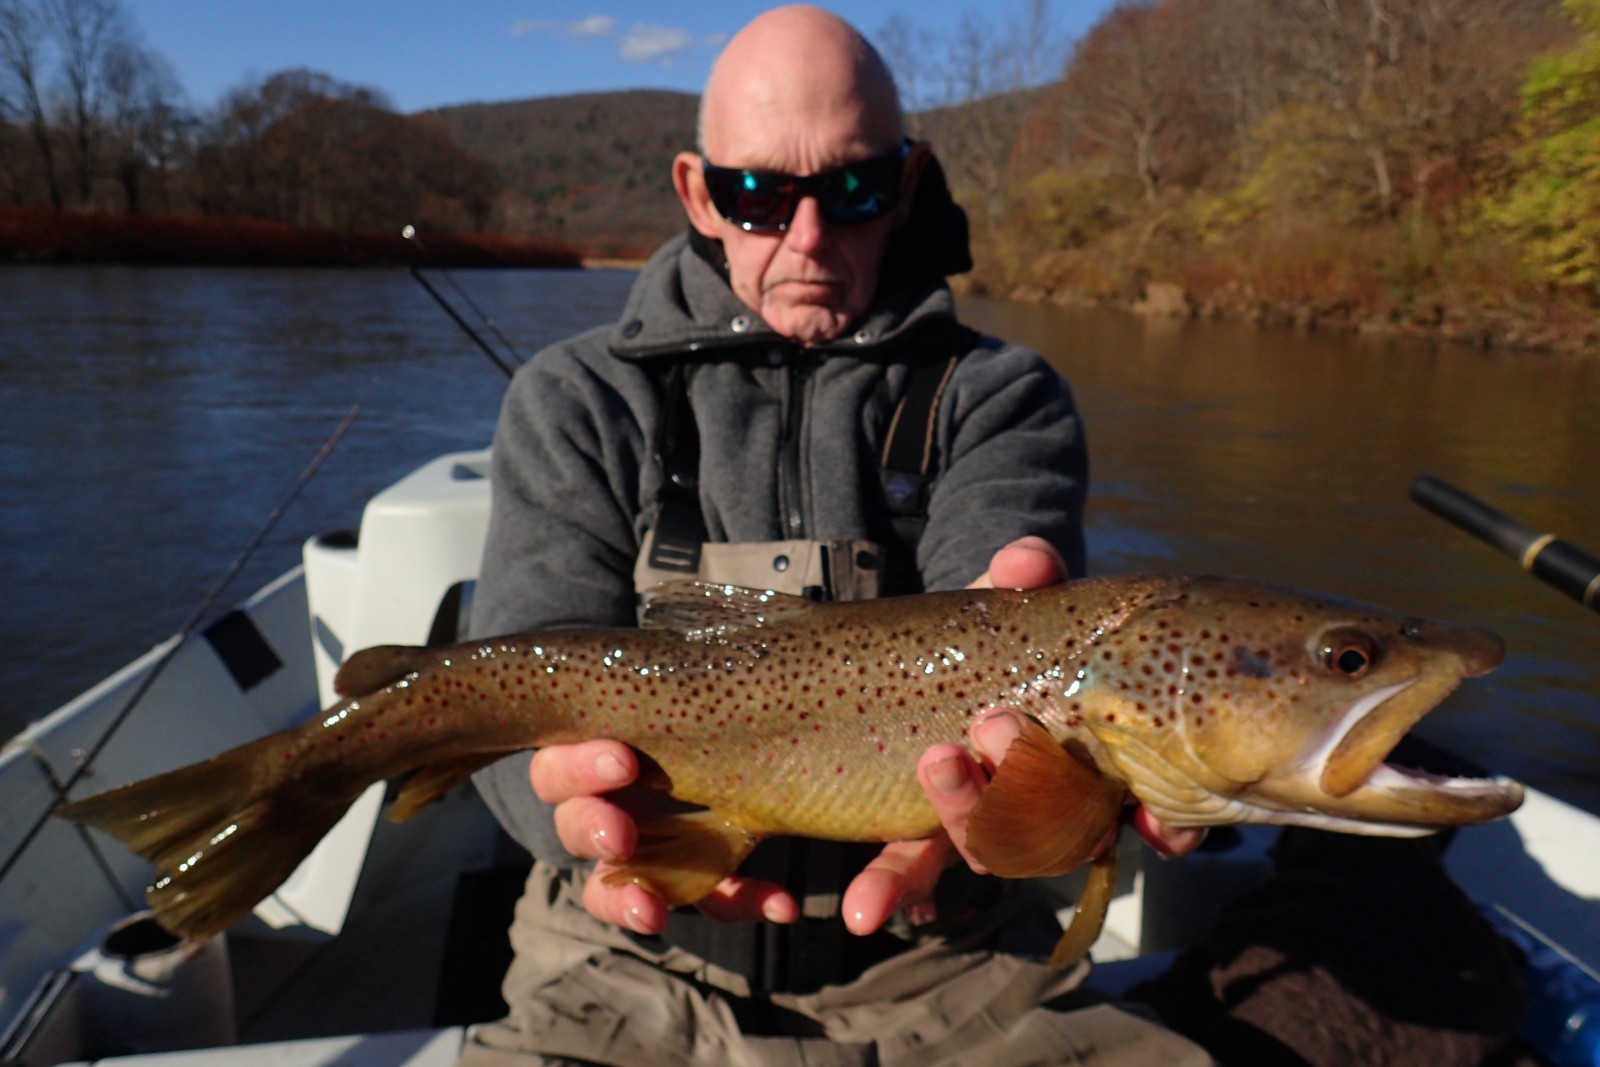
left=119, top=1, right=1114, bottom=114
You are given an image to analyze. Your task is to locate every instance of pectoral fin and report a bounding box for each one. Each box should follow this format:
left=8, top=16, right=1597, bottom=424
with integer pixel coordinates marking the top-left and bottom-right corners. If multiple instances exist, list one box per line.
left=966, top=716, right=1128, bottom=877
left=599, top=810, right=759, bottom=906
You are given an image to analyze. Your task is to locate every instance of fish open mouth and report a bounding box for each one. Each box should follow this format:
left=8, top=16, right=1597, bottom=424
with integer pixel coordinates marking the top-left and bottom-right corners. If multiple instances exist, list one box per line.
left=1299, top=654, right=1524, bottom=831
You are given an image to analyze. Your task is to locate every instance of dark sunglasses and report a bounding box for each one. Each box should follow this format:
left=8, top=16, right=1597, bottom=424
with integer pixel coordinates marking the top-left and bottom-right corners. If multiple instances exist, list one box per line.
left=701, top=142, right=909, bottom=232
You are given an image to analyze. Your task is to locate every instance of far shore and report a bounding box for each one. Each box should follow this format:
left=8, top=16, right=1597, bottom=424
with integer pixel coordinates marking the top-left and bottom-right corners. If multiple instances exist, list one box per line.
left=7, top=207, right=1594, bottom=357
left=0, top=207, right=603, bottom=269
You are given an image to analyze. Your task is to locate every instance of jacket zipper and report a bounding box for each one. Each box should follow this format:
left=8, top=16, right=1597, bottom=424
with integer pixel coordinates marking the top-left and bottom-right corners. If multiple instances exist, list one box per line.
left=780, top=352, right=811, bottom=539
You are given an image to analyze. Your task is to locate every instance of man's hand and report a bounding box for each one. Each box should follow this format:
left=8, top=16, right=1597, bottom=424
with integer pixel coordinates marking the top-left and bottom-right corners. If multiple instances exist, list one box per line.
left=531, top=738, right=800, bottom=934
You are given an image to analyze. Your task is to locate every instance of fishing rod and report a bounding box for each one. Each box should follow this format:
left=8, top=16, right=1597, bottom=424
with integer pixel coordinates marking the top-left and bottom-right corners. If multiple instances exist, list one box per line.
left=401, top=224, right=525, bottom=379
left=1411, top=474, right=1600, bottom=615
left=0, top=403, right=362, bottom=889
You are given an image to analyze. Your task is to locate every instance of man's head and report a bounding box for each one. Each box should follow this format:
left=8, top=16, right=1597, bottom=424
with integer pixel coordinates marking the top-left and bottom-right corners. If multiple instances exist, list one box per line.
left=673, top=5, right=925, bottom=345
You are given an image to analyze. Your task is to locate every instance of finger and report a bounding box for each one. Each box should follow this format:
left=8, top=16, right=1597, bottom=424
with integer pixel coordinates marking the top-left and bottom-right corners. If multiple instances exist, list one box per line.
left=552, top=794, right=637, bottom=861
left=967, top=536, right=1067, bottom=590
left=529, top=739, right=637, bottom=804
left=695, top=878, right=800, bottom=924
left=970, top=707, right=1022, bottom=769
left=1133, top=807, right=1207, bottom=857
left=841, top=836, right=954, bottom=935
left=917, top=742, right=988, bottom=868
left=582, top=865, right=668, bottom=935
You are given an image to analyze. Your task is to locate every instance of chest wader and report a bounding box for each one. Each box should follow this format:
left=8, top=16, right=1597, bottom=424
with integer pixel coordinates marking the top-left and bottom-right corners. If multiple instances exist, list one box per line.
left=624, top=330, right=1006, bottom=997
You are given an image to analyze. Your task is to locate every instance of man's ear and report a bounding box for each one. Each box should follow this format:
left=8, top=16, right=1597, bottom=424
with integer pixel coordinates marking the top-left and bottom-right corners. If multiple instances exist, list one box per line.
left=890, top=140, right=932, bottom=231
left=673, top=151, right=725, bottom=239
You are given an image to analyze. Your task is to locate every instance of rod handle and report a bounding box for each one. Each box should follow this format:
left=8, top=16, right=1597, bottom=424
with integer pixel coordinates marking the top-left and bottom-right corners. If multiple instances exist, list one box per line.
left=1410, top=475, right=1600, bottom=614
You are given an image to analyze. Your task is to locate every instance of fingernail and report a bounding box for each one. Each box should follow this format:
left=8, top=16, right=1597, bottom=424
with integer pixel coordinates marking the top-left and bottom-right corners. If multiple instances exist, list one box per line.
left=595, top=752, right=630, bottom=784
left=974, top=711, right=1020, bottom=761
left=927, top=755, right=966, bottom=795
left=591, top=826, right=621, bottom=860
left=762, top=898, right=793, bottom=924
left=623, top=905, right=652, bottom=934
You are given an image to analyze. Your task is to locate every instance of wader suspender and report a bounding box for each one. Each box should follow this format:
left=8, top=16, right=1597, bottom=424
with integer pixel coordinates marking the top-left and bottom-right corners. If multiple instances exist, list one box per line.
left=643, top=325, right=978, bottom=592
left=645, top=362, right=707, bottom=575
left=626, top=326, right=999, bottom=997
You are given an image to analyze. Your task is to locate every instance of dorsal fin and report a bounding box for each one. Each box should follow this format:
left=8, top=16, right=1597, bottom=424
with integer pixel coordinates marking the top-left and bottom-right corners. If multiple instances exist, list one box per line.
left=640, top=580, right=815, bottom=640
left=966, top=715, right=1128, bottom=878
left=334, top=645, right=430, bottom=697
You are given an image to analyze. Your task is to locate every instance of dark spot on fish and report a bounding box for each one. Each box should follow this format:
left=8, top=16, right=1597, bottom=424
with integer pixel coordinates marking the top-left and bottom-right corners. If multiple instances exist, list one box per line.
left=1233, top=646, right=1273, bottom=679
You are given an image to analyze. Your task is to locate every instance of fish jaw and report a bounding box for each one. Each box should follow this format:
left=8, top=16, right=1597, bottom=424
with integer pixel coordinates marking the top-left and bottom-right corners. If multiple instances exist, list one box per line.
left=1221, top=649, right=1524, bottom=834
left=1316, top=625, right=1503, bottom=798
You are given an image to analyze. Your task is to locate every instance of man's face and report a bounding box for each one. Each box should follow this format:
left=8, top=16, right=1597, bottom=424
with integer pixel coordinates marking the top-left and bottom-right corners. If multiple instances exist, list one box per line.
left=680, top=107, right=900, bottom=346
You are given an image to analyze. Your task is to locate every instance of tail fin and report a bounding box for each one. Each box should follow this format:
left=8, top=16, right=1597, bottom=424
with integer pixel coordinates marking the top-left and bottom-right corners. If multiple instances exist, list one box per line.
left=57, top=734, right=360, bottom=941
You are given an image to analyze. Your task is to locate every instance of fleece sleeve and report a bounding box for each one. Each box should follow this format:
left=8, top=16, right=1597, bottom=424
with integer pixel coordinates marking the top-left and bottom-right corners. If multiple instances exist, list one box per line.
left=915, top=340, right=1088, bottom=593
left=467, top=341, right=648, bottom=863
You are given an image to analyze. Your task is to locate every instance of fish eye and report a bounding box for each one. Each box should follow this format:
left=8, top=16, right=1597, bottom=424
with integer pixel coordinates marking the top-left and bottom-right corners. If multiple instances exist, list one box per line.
left=1319, top=629, right=1376, bottom=678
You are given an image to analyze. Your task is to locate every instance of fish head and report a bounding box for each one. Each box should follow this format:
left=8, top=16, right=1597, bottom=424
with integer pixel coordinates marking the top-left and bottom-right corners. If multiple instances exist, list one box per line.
left=1077, top=576, right=1522, bottom=835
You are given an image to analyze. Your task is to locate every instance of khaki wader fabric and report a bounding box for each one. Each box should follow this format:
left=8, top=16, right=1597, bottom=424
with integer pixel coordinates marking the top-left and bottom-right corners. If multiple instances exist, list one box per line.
left=459, top=864, right=1215, bottom=1067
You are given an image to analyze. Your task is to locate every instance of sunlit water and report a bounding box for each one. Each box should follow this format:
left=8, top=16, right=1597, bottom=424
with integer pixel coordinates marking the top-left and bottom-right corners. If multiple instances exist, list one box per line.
left=3, top=267, right=1597, bottom=812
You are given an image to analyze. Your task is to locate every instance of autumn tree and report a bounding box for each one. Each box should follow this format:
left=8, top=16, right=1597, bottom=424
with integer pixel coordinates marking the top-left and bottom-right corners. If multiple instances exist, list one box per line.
left=195, top=69, right=496, bottom=232
left=43, top=0, right=123, bottom=204
left=101, top=36, right=187, bottom=211
left=877, top=1, right=1067, bottom=229
left=0, top=0, right=187, bottom=209
left=1481, top=0, right=1600, bottom=290
left=1252, top=0, right=1560, bottom=216
left=1056, top=0, right=1201, bottom=202
left=0, top=0, right=62, bottom=206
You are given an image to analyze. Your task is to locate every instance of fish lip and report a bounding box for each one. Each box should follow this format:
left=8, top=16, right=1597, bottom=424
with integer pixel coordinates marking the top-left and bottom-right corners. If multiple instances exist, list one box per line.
left=1294, top=665, right=1524, bottom=826
left=1301, top=678, right=1417, bottom=798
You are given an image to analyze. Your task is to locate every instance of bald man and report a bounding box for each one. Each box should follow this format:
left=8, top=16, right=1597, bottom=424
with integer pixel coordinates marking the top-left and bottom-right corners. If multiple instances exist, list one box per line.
left=461, top=7, right=1212, bottom=1065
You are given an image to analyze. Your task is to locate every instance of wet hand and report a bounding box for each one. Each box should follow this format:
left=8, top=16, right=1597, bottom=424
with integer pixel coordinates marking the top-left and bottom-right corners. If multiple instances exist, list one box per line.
left=532, top=739, right=799, bottom=932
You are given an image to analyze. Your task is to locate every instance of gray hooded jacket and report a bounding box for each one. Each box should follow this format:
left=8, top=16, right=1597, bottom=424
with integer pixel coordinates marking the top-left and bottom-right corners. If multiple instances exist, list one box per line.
left=470, top=230, right=1088, bottom=863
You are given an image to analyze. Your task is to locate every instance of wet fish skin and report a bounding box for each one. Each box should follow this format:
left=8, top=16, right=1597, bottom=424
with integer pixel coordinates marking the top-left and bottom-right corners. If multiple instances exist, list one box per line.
left=57, top=575, right=1523, bottom=945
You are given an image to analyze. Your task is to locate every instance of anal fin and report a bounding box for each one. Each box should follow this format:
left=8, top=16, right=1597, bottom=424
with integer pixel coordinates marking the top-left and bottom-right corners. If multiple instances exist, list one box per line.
left=599, top=810, right=758, bottom=906
left=389, top=752, right=507, bottom=822
left=966, top=715, right=1128, bottom=877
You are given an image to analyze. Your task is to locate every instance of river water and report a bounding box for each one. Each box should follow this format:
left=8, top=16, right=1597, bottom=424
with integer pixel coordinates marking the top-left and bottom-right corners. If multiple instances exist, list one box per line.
left=3, top=266, right=1597, bottom=812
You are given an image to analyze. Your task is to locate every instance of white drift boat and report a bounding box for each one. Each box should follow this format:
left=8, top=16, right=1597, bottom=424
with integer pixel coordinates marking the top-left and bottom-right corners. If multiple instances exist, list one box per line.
left=3, top=449, right=1598, bottom=1066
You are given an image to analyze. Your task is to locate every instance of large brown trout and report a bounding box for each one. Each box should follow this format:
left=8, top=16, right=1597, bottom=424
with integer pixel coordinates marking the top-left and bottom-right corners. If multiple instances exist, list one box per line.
left=60, top=576, right=1524, bottom=964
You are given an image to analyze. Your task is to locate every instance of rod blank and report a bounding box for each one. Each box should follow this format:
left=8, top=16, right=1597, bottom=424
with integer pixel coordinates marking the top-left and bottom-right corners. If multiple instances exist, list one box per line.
left=1411, top=475, right=1600, bottom=614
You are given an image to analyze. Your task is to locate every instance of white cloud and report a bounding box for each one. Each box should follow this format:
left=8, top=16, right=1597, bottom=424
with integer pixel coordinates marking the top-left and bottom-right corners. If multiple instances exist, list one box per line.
left=570, top=15, right=617, bottom=38
left=618, top=24, right=694, bottom=62
left=508, top=15, right=617, bottom=40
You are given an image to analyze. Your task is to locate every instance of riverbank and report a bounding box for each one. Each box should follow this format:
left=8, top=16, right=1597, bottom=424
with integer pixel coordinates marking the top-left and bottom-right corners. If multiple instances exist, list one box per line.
left=0, top=207, right=585, bottom=268
left=976, top=275, right=1600, bottom=357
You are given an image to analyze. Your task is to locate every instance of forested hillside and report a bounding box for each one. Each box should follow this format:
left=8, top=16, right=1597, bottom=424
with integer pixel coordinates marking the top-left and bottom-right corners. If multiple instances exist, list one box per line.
left=426, top=92, right=696, bottom=260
